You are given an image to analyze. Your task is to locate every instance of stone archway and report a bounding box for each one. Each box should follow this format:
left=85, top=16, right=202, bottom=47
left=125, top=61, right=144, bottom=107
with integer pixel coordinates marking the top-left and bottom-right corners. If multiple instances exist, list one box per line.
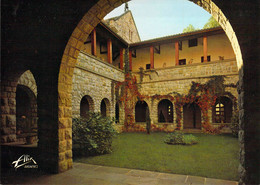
left=212, top=96, right=233, bottom=123
left=183, top=103, right=201, bottom=129
left=56, top=1, right=258, bottom=184
left=135, top=101, right=149, bottom=123
left=80, top=95, right=94, bottom=118
left=158, top=99, right=174, bottom=123
left=100, top=98, right=110, bottom=117
left=16, top=84, right=38, bottom=144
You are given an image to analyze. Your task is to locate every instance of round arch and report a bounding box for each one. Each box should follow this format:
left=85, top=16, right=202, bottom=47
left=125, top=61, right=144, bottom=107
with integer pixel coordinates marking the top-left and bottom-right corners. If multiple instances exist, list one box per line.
left=16, top=84, right=38, bottom=144
left=80, top=95, right=94, bottom=118
left=158, top=99, right=174, bottom=123
left=135, top=100, right=149, bottom=123
left=212, top=96, right=233, bottom=123
left=100, top=98, right=110, bottom=117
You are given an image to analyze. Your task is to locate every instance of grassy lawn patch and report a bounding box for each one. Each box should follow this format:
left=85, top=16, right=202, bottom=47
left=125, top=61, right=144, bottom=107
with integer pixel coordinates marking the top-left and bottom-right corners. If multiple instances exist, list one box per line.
left=75, top=132, right=239, bottom=181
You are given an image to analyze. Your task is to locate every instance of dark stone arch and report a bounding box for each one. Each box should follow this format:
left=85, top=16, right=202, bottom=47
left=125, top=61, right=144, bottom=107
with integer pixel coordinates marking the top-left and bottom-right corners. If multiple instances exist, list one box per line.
left=100, top=98, right=110, bottom=117
left=212, top=96, right=233, bottom=123
left=183, top=103, right=201, bottom=129
left=16, top=84, right=38, bottom=144
left=158, top=99, right=174, bottom=123
left=135, top=101, right=149, bottom=122
left=80, top=95, right=94, bottom=118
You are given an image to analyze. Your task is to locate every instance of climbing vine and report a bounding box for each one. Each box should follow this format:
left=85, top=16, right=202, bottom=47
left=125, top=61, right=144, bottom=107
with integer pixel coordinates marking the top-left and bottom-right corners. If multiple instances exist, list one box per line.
left=116, top=51, right=237, bottom=134
left=115, top=73, right=144, bottom=131
left=116, top=75, right=237, bottom=134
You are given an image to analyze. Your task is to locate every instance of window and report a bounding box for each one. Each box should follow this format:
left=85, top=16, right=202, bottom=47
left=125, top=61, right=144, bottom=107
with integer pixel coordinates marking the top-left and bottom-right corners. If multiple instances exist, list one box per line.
left=179, top=41, right=182, bottom=50
left=146, top=64, right=151, bottom=70
left=213, top=97, right=233, bottom=123
left=215, top=103, right=225, bottom=123
left=179, top=59, right=186, bottom=65
left=201, top=55, right=211, bottom=63
left=188, top=38, right=198, bottom=47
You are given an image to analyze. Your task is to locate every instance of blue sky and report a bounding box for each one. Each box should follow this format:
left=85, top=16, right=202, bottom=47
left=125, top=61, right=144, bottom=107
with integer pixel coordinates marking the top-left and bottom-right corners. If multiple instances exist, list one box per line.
left=104, top=0, right=211, bottom=41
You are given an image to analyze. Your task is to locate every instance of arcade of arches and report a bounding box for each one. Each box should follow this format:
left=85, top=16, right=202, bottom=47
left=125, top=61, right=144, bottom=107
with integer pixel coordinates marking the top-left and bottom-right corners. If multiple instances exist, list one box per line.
left=1, top=0, right=259, bottom=184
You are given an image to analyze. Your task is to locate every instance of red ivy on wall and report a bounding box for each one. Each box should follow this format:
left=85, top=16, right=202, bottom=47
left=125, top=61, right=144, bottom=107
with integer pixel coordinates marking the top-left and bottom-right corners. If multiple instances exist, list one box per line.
left=116, top=74, right=235, bottom=134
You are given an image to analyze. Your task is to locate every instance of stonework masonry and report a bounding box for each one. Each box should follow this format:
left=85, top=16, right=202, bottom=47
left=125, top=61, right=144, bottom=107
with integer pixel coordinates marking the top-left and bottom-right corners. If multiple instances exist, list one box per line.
left=103, top=10, right=141, bottom=43
left=72, top=52, right=238, bottom=131
left=18, top=70, right=38, bottom=97
left=72, top=52, right=125, bottom=119
left=132, top=59, right=238, bottom=128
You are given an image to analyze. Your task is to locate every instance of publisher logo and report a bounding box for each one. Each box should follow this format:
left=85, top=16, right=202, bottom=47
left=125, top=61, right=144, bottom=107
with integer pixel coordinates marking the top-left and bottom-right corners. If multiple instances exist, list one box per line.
left=12, top=154, right=38, bottom=170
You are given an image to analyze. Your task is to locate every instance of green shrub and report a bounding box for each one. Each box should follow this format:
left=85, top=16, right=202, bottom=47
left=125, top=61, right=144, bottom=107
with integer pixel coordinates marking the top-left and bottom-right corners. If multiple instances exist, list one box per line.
left=164, top=131, right=198, bottom=145
left=230, top=110, right=239, bottom=137
left=72, top=112, right=116, bottom=157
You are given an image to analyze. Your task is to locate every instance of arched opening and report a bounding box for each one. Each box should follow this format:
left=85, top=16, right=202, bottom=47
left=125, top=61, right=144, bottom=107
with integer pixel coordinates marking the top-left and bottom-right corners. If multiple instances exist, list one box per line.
left=135, top=101, right=148, bottom=122
left=212, top=96, right=233, bottom=123
left=158, top=99, right=173, bottom=123
left=115, top=102, right=119, bottom=123
left=100, top=98, right=110, bottom=117
left=183, top=102, right=201, bottom=129
left=16, top=85, right=38, bottom=144
left=80, top=95, right=94, bottom=118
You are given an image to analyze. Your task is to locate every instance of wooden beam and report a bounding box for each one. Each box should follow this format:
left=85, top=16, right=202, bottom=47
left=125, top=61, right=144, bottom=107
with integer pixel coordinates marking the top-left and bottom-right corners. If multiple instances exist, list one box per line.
left=203, top=36, right=207, bottom=62
left=150, top=46, right=154, bottom=69
left=107, top=38, right=112, bottom=64
left=129, top=50, right=132, bottom=71
left=120, top=48, right=124, bottom=70
left=175, top=41, right=179, bottom=66
left=91, top=28, right=96, bottom=56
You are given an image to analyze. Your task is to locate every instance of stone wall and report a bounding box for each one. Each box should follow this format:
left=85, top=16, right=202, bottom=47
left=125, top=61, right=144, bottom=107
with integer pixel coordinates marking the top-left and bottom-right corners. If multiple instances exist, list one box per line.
left=1, top=70, right=38, bottom=144
left=72, top=52, right=125, bottom=120
left=132, top=59, right=238, bottom=127
left=72, top=55, right=238, bottom=131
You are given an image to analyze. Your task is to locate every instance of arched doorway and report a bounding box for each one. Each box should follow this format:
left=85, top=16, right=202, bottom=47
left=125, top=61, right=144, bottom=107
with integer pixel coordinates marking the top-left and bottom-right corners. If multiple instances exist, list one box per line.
left=100, top=98, right=110, bottom=117
left=212, top=96, right=233, bottom=123
left=80, top=95, right=94, bottom=118
left=16, top=85, right=38, bottom=144
left=158, top=99, right=173, bottom=123
left=135, top=101, right=148, bottom=122
left=183, top=103, right=201, bottom=129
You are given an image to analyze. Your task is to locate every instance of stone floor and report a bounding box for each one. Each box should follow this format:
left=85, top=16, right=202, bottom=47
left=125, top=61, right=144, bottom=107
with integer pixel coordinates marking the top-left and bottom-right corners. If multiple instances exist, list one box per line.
left=1, top=163, right=238, bottom=185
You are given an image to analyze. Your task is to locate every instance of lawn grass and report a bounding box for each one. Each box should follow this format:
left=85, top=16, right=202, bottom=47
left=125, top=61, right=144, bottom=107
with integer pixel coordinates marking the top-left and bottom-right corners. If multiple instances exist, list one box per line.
left=75, top=132, right=239, bottom=181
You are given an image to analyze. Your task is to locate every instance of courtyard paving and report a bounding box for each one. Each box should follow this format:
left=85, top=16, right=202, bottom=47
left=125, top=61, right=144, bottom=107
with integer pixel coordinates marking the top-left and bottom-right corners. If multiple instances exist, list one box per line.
left=2, top=162, right=238, bottom=185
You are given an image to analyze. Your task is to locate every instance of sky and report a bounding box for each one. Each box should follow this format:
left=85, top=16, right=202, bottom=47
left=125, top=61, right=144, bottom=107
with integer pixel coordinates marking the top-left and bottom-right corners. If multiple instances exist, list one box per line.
left=104, top=0, right=211, bottom=41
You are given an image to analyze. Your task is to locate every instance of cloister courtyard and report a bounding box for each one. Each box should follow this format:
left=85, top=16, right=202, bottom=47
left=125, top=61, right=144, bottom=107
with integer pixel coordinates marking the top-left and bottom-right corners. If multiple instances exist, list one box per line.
left=1, top=0, right=259, bottom=185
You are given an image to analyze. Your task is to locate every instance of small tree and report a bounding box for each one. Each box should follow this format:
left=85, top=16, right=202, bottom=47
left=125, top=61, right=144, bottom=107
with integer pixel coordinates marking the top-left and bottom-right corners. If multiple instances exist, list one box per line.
left=203, top=16, right=220, bottom=29
left=145, top=107, right=151, bottom=134
left=183, top=24, right=197, bottom=33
